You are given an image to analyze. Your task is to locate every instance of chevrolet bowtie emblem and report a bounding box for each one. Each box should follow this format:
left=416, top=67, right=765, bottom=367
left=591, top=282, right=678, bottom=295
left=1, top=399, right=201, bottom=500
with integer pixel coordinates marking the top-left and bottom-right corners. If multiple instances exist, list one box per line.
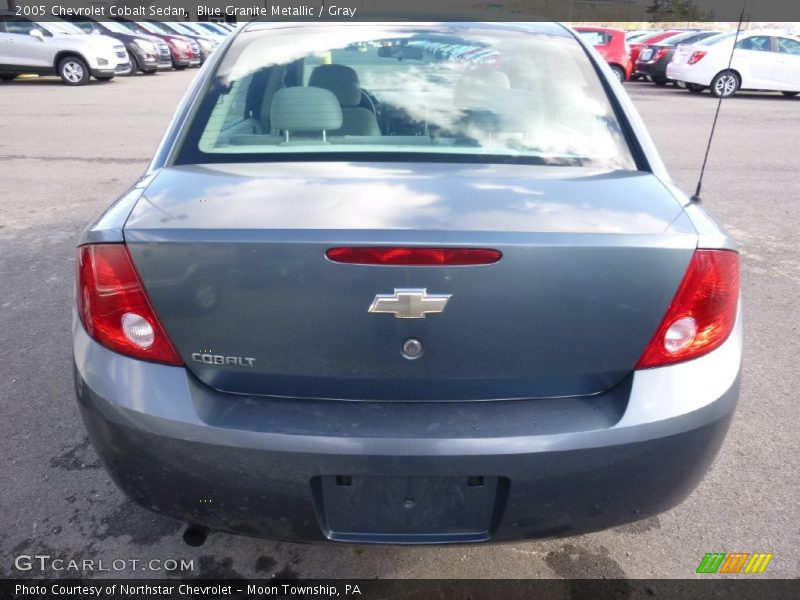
left=368, top=288, right=451, bottom=319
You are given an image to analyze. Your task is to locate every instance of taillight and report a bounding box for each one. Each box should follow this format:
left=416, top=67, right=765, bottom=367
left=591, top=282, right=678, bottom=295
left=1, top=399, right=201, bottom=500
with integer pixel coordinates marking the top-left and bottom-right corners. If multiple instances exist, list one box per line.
left=688, top=50, right=707, bottom=65
left=77, top=244, right=183, bottom=366
left=654, top=48, right=669, bottom=61
left=326, top=247, right=502, bottom=266
left=636, top=250, right=739, bottom=369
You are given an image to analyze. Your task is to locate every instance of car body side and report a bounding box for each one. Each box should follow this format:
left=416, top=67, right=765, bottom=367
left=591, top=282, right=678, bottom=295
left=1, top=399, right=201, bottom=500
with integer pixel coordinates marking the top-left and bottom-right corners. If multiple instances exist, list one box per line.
left=0, top=12, right=128, bottom=79
left=573, top=26, right=632, bottom=81
left=113, top=19, right=201, bottom=68
left=62, top=17, right=172, bottom=73
left=634, top=31, right=717, bottom=84
left=667, top=30, right=800, bottom=93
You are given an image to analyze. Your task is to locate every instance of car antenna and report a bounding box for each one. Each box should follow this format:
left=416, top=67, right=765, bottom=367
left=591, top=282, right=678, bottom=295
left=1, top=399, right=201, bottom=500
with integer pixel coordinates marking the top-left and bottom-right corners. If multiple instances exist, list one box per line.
left=691, top=1, right=748, bottom=203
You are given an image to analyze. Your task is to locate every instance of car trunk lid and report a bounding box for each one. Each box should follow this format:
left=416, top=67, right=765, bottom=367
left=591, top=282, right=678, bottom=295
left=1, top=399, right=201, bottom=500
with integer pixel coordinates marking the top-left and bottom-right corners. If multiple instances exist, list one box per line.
left=671, top=44, right=697, bottom=66
left=124, top=162, right=697, bottom=401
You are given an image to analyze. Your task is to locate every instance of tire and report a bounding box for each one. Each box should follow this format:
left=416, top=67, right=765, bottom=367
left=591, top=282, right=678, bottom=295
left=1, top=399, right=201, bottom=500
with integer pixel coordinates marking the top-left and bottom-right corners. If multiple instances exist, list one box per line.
left=687, top=83, right=705, bottom=94
left=119, top=51, right=136, bottom=76
left=610, top=65, right=625, bottom=83
left=710, top=70, right=739, bottom=98
left=782, top=91, right=799, bottom=97
left=58, top=56, right=90, bottom=86
left=653, top=76, right=669, bottom=86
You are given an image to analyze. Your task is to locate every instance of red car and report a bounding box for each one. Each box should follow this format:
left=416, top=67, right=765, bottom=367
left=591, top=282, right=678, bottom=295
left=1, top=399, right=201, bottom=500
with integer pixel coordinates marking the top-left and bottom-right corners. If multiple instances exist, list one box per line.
left=113, top=20, right=201, bottom=70
left=574, top=26, right=631, bottom=82
left=628, top=30, right=685, bottom=78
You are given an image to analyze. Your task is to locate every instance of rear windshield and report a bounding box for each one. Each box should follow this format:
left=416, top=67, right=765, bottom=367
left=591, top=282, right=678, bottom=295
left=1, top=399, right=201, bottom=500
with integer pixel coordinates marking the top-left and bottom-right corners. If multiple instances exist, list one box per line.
left=697, top=32, right=736, bottom=46
left=43, top=20, right=84, bottom=35
left=661, top=31, right=708, bottom=46
left=182, top=23, right=211, bottom=36
left=577, top=30, right=611, bottom=45
left=137, top=21, right=169, bottom=35
left=164, top=22, right=195, bottom=36
left=176, top=24, right=636, bottom=169
left=199, top=23, right=228, bottom=34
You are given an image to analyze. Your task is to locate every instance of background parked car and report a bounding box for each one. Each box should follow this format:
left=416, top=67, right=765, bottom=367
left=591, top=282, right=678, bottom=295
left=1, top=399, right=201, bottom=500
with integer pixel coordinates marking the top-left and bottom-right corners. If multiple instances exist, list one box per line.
left=173, top=21, right=227, bottom=46
left=155, top=21, right=220, bottom=64
left=63, top=17, right=171, bottom=75
left=668, top=30, right=800, bottom=97
left=629, top=30, right=684, bottom=79
left=114, top=20, right=200, bottom=70
left=635, top=30, right=719, bottom=85
left=574, top=26, right=631, bottom=82
left=192, top=21, right=234, bottom=37
left=0, top=11, right=127, bottom=85
left=625, top=30, right=653, bottom=42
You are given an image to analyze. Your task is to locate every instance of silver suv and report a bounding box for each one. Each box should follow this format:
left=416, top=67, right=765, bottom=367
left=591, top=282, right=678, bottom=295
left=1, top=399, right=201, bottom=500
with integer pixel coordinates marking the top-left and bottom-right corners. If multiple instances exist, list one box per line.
left=0, top=12, right=129, bottom=85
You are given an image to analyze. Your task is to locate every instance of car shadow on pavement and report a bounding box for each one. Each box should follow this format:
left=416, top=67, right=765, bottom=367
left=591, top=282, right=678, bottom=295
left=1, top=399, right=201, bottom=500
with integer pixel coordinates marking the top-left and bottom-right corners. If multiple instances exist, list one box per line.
left=1, top=77, right=116, bottom=87
left=632, top=85, right=800, bottom=100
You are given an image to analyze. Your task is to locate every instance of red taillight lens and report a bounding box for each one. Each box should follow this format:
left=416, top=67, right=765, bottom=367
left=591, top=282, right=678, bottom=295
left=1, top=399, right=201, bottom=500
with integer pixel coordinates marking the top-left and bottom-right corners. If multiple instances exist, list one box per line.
left=326, top=247, right=502, bottom=266
left=636, top=250, right=739, bottom=369
left=77, top=244, right=183, bottom=366
left=654, top=48, right=669, bottom=61
left=688, top=50, right=707, bottom=65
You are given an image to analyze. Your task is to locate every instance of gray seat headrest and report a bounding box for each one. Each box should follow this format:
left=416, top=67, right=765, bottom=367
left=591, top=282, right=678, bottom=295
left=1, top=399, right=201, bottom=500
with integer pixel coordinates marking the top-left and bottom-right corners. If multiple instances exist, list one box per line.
left=308, top=64, right=362, bottom=107
left=271, top=87, right=343, bottom=133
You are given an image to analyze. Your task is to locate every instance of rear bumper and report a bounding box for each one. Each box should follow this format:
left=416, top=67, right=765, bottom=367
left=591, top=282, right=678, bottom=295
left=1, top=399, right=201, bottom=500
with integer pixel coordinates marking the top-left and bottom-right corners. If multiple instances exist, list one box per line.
left=623, top=59, right=633, bottom=79
left=604, top=57, right=632, bottom=80
left=635, top=61, right=668, bottom=79
left=73, top=312, right=741, bottom=543
left=666, top=63, right=708, bottom=86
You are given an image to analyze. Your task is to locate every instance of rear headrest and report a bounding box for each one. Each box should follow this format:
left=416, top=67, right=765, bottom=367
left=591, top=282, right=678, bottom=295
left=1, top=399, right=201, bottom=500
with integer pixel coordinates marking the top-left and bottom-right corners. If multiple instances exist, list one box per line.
left=308, top=64, right=362, bottom=107
left=271, top=87, right=343, bottom=133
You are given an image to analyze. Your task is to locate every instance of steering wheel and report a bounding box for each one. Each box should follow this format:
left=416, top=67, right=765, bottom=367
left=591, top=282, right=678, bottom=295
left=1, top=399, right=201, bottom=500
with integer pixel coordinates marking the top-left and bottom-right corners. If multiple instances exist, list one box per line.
left=360, top=90, right=379, bottom=116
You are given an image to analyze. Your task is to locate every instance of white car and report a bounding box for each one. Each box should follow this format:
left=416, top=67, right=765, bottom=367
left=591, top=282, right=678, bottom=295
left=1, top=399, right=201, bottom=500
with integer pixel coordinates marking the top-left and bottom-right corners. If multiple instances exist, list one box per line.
left=0, top=12, right=129, bottom=85
left=667, top=29, right=800, bottom=98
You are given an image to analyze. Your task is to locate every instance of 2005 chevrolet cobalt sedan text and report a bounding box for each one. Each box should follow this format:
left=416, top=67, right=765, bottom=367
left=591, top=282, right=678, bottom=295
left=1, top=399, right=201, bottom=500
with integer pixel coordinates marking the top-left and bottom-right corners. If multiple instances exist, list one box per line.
left=73, top=22, right=741, bottom=544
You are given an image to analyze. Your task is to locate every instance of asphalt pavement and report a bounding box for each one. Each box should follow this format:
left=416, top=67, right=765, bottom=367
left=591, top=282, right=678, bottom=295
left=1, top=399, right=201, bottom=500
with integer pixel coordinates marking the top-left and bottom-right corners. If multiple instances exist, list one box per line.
left=0, top=70, right=798, bottom=579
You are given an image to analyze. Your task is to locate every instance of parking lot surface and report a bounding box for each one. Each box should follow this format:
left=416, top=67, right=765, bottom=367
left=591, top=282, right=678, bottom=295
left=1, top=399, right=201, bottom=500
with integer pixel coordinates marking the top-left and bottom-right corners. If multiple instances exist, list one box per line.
left=1, top=71, right=798, bottom=579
